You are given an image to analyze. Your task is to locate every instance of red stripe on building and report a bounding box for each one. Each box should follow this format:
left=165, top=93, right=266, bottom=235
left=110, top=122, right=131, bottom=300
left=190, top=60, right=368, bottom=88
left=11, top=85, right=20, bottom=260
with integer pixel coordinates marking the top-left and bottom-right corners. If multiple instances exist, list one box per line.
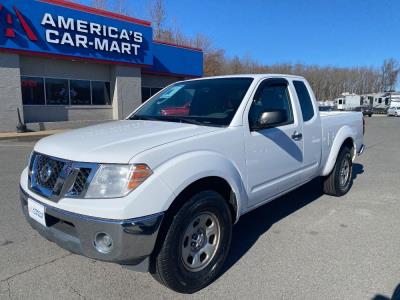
left=142, top=69, right=200, bottom=79
left=13, top=7, right=38, bottom=41
left=6, top=28, right=15, bottom=38
left=6, top=14, right=12, bottom=24
left=153, top=40, right=203, bottom=52
left=0, top=47, right=152, bottom=69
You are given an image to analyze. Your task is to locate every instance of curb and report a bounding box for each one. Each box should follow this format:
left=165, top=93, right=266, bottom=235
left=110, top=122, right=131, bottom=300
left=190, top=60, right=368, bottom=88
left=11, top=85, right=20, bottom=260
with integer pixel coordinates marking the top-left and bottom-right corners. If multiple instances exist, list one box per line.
left=0, top=130, right=66, bottom=141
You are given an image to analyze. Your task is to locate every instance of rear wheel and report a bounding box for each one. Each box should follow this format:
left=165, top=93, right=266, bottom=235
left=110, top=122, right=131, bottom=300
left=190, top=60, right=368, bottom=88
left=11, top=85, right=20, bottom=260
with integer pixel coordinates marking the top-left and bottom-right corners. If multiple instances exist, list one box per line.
left=151, top=190, right=232, bottom=293
left=323, top=146, right=353, bottom=196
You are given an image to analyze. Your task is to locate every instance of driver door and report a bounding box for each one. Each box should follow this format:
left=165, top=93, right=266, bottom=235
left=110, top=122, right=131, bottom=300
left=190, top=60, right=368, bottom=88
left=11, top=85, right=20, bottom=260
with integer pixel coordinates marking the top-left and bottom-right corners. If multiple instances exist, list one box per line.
left=244, top=78, right=304, bottom=207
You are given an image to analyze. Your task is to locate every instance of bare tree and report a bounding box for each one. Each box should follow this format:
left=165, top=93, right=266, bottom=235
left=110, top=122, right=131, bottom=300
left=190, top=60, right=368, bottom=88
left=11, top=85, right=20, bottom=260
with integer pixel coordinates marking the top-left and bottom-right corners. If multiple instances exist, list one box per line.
left=148, top=0, right=166, bottom=40
left=114, top=0, right=127, bottom=15
left=219, top=57, right=383, bottom=100
left=91, top=0, right=107, bottom=9
left=381, top=58, right=399, bottom=92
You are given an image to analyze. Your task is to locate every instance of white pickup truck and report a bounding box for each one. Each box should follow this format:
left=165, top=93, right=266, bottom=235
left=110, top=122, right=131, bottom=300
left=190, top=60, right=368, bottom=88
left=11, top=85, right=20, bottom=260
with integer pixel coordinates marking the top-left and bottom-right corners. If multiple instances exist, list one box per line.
left=20, top=74, right=364, bottom=293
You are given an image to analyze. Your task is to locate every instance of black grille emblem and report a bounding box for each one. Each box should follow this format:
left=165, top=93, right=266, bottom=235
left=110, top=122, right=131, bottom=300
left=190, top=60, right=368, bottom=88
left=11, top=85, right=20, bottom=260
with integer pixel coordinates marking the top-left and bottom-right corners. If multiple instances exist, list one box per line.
left=39, top=162, right=53, bottom=183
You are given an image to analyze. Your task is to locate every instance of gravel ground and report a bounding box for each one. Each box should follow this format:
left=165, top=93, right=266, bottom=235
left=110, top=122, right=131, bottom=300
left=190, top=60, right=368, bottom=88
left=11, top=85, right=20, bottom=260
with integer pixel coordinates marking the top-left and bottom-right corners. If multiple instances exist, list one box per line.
left=1, top=116, right=400, bottom=300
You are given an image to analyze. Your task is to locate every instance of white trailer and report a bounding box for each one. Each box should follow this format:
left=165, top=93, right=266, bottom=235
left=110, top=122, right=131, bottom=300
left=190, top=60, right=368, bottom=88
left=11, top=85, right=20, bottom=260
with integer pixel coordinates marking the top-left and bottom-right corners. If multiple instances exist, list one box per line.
left=334, top=93, right=362, bottom=110
left=363, top=92, right=400, bottom=110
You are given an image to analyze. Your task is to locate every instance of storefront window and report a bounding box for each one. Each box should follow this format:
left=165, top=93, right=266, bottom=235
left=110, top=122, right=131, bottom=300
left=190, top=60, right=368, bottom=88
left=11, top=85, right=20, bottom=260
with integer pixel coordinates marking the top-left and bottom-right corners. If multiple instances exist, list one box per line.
left=21, top=77, right=45, bottom=105
left=142, top=87, right=163, bottom=102
left=152, top=88, right=162, bottom=95
left=70, top=80, right=91, bottom=105
left=22, top=76, right=111, bottom=106
left=92, top=81, right=111, bottom=105
left=142, top=87, right=151, bottom=102
left=45, top=78, right=69, bottom=105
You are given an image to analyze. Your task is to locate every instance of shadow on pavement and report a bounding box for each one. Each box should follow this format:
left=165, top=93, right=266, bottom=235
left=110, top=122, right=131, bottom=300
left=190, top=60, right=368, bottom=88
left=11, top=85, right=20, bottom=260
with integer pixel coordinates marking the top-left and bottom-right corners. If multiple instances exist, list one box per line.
left=372, top=284, right=400, bottom=300
left=352, top=163, right=364, bottom=180
left=220, top=163, right=364, bottom=276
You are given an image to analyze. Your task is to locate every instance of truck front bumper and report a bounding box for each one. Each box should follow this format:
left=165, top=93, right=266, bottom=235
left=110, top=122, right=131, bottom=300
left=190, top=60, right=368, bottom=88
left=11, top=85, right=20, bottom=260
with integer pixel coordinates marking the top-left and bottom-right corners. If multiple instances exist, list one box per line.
left=20, top=186, right=164, bottom=266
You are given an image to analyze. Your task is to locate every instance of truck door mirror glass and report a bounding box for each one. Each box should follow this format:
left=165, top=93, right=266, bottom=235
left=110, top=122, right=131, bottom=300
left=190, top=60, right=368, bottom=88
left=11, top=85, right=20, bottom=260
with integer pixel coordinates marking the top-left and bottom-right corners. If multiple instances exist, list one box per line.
left=253, top=110, right=287, bottom=130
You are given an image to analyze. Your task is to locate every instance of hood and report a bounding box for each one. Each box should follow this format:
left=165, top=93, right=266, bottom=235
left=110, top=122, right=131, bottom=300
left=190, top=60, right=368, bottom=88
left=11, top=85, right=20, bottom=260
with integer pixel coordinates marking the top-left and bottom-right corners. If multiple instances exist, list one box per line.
left=34, top=120, right=218, bottom=164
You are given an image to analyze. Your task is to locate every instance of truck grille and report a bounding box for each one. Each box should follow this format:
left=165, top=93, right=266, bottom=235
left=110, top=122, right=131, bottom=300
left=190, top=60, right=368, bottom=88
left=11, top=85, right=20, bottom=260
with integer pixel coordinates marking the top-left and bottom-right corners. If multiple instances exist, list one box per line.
left=34, top=155, right=65, bottom=190
left=69, top=168, right=91, bottom=196
left=29, top=153, right=97, bottom=201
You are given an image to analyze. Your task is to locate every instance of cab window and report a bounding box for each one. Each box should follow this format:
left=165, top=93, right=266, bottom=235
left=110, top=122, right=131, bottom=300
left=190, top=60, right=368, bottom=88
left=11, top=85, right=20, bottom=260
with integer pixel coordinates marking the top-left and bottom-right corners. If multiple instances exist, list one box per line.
left=293, top=80, right=315, bottom=122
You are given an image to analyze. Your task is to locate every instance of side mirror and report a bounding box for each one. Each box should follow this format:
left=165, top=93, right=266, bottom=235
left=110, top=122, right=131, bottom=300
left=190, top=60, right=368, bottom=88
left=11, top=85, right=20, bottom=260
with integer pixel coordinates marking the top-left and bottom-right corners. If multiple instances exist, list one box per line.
left=253, top=109, right=287, bottom=130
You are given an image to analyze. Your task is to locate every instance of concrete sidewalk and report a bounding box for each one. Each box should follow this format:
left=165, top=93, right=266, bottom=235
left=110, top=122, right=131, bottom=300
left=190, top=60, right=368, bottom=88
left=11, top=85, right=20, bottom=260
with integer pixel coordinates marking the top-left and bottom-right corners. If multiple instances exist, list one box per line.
left=0, top=129, right=65, bottom=141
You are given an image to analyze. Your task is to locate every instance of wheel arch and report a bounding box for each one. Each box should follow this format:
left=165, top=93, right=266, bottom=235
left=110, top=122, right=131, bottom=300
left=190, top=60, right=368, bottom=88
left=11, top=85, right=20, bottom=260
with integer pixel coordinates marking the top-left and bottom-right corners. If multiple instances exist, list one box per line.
left=322, top=127, right=356, bottom=176
left=154, top=150, right=247, bottom=223
left=165, top=176, right=239, bottom=224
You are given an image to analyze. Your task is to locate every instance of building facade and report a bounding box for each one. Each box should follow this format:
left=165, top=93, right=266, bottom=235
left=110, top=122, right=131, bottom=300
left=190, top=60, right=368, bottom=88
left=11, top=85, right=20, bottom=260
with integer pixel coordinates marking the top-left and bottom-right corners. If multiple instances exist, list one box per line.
left=0, top=0, right=203, bottom=132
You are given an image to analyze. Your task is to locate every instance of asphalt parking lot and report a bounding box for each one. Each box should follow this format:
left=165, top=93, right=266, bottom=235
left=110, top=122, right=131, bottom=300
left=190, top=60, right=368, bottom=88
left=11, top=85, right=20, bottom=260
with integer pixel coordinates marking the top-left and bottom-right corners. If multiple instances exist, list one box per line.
left=1, top=116, right=400, bottom=300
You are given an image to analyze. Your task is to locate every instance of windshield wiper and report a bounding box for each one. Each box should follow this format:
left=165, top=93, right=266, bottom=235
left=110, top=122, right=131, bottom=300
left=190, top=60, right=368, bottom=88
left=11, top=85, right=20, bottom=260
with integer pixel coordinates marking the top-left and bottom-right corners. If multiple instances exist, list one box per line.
left=129, top=115, right=159, bottom=121
left=130, top=115, right=217, bottom=127
left=173, top=117, right=205, bottom=126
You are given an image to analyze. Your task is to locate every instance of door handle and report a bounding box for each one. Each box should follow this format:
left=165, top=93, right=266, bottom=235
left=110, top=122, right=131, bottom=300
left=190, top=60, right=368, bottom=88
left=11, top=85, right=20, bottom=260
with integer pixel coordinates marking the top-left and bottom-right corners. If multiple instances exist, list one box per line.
left=291, top=131, right=303, bottom=140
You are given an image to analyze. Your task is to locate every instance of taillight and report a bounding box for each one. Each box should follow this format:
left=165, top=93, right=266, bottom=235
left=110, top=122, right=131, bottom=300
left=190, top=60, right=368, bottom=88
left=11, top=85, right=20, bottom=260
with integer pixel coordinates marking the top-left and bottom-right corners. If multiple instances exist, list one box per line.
left=363, top=117, right=365, bottom=135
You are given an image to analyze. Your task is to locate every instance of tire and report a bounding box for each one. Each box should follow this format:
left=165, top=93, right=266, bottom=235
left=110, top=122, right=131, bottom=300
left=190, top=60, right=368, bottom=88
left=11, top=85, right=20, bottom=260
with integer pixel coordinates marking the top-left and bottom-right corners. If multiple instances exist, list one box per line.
left=151, top=190, right=232, bottom=293
left=323, top=146, right=353, bottom=196
left=368, top=114, right=372, bottom=117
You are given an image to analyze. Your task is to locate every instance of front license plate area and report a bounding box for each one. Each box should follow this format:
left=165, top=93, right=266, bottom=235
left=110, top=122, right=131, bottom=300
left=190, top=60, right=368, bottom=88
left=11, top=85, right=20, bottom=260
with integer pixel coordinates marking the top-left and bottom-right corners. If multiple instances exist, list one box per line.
left=28, top=198, right=47, bottom=227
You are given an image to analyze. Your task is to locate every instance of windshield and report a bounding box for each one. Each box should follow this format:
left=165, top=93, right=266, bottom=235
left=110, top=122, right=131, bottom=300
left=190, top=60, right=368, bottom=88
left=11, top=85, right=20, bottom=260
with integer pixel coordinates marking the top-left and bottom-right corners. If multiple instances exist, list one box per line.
left=130, top=78, right=254, bottom=126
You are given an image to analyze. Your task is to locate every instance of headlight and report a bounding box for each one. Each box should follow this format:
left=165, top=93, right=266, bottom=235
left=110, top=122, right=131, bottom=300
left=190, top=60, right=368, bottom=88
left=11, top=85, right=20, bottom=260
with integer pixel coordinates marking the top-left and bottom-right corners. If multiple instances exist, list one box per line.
left=85, top=164, right=152, bottom=198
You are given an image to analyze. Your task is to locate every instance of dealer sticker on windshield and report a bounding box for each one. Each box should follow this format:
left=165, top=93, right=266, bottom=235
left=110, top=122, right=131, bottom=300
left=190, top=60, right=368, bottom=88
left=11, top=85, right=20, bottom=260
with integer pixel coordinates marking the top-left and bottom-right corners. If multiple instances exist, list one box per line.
left=159, top=85, right=183, bottom=99
left=28, top=198, right=46, bottom=227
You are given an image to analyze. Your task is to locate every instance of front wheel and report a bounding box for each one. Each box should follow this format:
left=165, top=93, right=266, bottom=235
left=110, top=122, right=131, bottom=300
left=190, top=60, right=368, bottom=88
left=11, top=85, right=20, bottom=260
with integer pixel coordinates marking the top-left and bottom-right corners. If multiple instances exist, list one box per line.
left=323, top=146, right=353, bottom=196
left=151, top=191, right=232, bottom=293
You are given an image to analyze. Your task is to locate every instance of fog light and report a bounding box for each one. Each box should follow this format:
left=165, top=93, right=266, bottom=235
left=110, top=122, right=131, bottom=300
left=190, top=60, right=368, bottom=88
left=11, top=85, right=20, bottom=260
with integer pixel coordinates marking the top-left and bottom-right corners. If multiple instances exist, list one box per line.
left=94, top=232, right=113, bottom=254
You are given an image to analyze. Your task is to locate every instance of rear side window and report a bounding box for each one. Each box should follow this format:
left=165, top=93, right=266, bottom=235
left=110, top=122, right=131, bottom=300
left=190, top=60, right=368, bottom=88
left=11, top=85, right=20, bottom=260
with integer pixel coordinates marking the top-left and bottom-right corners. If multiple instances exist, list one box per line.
left=293, top=81, right=315, bottom=122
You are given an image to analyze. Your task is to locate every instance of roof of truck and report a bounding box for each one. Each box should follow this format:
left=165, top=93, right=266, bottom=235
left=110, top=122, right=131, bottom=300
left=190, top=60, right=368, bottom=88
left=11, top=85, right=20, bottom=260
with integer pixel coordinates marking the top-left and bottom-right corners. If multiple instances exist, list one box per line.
left=184, top=74, right=306, bottom=82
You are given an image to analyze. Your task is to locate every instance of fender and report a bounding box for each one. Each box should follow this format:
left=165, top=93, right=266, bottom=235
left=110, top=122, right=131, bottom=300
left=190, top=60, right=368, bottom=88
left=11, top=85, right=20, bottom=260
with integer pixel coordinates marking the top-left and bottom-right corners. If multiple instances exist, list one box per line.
left=153, top=150, right=248, bottom=223
left=321, top=125, right=355, bottom=176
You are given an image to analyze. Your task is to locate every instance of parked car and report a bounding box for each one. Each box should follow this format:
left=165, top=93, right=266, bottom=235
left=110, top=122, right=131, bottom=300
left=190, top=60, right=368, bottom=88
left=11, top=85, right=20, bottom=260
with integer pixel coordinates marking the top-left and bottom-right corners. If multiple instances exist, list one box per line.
left=20, top=75, right=365, bottom=293
left=354, top=106, right=373, bottom=117
left=387, top=106, right=400, bottom=117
